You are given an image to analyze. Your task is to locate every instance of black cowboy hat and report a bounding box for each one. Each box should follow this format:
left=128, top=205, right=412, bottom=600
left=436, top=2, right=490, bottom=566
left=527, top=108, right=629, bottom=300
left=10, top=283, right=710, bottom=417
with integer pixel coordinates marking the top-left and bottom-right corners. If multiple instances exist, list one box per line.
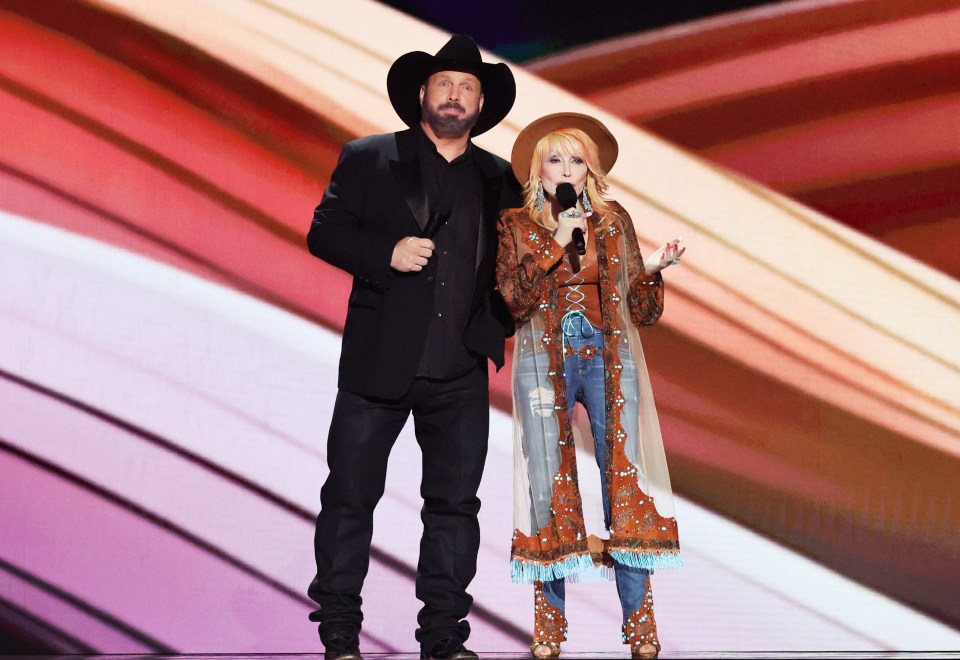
left=387, top=34, right=516, bottom=136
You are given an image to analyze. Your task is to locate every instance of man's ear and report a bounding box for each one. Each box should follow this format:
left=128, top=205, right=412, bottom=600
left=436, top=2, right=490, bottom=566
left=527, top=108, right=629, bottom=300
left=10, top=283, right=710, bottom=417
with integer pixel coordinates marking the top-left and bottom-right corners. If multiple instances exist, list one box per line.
left=478, top=93, right=484, bottom=113
left=419, top=85, right=426, bottom=106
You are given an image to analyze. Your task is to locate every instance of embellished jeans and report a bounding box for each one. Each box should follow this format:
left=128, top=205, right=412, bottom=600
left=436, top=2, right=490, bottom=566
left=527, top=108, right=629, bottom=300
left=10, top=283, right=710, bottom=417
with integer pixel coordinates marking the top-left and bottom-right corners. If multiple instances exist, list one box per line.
left=543, top=312, right=650, bottom=623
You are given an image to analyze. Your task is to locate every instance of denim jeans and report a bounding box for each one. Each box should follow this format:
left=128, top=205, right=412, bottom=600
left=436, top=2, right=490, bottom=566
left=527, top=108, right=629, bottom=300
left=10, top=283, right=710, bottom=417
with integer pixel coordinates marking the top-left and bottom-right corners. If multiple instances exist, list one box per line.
left=542, top=312, right=649, bottom=622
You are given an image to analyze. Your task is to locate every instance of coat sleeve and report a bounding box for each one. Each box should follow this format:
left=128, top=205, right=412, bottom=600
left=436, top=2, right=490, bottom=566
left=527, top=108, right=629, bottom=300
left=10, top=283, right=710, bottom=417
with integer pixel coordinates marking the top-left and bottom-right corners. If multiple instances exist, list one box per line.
left=306, top=140, right=398, bottom=291
left=495, top=210, right=565, bottom=323
left=617, top=206, right=664, bottom=327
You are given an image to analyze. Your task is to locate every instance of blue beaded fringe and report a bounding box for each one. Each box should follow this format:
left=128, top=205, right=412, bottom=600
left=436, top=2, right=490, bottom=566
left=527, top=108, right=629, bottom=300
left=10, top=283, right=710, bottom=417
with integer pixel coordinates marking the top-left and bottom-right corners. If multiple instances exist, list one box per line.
left=609, top=550, right=684, bottom=570
left=511, top=552, right=596, bottom=584
left=511, top=551, right=683, bottom=584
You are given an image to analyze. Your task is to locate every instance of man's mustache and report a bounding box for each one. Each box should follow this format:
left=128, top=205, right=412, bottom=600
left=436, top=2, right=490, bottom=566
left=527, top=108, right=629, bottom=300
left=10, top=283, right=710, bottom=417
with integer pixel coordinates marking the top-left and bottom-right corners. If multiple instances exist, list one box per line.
left=438, top=102, right=466, bottom=112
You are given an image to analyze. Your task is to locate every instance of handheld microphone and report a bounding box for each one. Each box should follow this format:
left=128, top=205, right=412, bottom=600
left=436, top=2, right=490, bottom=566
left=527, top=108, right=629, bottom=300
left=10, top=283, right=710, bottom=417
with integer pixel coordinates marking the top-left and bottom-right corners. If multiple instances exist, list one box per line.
left=555, top=183, right=585, bottom=256
left=423, top=199, right=451, bottom=238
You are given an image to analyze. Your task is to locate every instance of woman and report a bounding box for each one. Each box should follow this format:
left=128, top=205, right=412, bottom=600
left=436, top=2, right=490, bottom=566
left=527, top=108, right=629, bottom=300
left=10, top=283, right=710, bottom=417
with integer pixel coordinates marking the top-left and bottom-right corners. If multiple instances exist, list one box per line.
left=496, top=113, right=684, bottom=659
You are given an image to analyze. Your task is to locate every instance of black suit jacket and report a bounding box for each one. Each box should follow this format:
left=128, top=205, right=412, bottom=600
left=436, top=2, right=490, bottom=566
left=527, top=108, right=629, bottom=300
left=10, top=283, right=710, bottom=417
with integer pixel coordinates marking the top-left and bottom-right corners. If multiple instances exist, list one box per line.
left=307, top=128, right=522, bottom=399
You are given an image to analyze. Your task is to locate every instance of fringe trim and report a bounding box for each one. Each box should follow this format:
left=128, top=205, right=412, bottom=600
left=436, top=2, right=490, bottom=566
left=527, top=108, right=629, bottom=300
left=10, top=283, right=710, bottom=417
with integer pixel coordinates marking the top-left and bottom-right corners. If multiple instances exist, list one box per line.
left=511, top=553, right=597, bottom=584
left=566, top=563, right=616, bottom=583
left=512, top=550, right=683, bottom=584
left=609, top=550, right=684, bottom=571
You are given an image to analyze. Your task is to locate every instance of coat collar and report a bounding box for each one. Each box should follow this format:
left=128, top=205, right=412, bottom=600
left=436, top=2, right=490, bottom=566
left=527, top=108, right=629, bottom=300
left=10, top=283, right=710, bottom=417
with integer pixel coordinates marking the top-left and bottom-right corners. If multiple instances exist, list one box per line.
left=389, top=129, right=429, bottom=231
left=389, top=128, right=503, bottom=273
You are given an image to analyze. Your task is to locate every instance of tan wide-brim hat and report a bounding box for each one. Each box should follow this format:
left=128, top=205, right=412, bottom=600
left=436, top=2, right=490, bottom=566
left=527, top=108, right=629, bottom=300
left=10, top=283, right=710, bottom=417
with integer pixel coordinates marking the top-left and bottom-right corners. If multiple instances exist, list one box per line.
left=510, top=112, right=619, bottom=184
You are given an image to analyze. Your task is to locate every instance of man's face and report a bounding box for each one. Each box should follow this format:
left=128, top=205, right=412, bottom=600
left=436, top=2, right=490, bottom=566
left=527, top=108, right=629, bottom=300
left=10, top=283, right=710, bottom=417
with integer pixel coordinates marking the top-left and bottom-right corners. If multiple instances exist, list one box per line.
left=419, top=70, right=484, bottom=138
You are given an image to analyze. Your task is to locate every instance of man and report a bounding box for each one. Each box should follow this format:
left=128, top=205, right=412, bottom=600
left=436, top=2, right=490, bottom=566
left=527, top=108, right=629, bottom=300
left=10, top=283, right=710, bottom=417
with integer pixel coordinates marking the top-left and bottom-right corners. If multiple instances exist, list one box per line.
left=305, top=34, right=521, bottom=660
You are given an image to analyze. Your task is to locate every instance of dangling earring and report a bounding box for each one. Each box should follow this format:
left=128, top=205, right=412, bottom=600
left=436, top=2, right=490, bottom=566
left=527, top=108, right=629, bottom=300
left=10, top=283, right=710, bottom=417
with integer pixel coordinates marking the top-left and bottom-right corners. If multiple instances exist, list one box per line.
left=581, top=189, right=593, bottom=214
left=535, top=181, right=545, bottom=213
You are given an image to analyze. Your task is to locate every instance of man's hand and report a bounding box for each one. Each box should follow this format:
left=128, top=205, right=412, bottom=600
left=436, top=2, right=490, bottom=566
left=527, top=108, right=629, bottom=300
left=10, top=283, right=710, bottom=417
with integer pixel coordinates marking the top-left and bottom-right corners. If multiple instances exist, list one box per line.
left=391, top=236, right=435, bottom=272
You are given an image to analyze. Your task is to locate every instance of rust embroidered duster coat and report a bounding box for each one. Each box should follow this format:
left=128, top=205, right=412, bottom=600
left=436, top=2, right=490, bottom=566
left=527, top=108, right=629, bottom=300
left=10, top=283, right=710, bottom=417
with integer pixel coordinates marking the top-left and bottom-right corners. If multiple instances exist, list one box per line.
left=496, top=203, right=683, bottom=583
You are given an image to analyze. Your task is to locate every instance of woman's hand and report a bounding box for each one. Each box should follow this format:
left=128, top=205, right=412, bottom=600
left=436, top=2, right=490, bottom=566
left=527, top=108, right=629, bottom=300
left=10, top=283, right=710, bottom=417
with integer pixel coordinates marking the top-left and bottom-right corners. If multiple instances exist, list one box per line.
left=644, top=237, right=685, bottom=274
left=553, top=209, right=591, bottom=248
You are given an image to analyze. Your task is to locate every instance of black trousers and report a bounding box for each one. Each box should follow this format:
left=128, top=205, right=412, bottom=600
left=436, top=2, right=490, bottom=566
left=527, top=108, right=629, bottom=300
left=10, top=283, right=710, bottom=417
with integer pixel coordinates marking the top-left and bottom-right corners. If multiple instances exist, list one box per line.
left=307, top=364, right=489, bottom=650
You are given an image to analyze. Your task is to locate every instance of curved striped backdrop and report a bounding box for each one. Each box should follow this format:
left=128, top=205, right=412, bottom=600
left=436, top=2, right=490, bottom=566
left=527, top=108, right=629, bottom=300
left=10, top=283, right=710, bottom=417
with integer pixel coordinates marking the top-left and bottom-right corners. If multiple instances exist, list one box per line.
left=1, top=0, right=958, bottom=654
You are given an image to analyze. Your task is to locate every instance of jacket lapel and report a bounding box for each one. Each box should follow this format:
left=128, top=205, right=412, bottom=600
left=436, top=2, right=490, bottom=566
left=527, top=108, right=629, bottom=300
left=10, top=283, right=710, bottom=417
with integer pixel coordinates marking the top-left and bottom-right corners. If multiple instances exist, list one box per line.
left=475, top=150, right=503, bottom=272
left=389, top=130, right=429, bottom=232
left=389, top=134, right=503, bottom=269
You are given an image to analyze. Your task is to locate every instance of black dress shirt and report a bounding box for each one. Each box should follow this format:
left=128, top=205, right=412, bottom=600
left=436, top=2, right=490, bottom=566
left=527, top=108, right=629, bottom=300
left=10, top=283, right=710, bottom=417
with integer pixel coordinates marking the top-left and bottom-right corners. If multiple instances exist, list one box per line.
left=415, top=127, right=483, bottom=378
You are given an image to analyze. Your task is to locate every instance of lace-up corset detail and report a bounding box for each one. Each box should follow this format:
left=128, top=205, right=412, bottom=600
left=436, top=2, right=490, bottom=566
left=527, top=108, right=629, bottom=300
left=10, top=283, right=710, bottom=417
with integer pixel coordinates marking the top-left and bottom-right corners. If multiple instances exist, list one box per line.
left=555, top=234, right=602, bottom=328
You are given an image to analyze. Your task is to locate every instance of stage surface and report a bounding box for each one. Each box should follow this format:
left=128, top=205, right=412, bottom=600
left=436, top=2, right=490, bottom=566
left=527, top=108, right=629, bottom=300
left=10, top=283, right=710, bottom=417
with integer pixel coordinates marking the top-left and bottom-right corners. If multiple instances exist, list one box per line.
left=15, top=652, right=960, bottom=659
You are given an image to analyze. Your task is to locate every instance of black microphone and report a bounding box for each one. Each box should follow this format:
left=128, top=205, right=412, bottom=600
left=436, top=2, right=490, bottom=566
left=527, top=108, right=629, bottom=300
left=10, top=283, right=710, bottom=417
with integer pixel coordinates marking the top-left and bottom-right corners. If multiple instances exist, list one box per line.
left=555, top=182, right=585, bottom=256
left=423, top=199, right=451, bottom=238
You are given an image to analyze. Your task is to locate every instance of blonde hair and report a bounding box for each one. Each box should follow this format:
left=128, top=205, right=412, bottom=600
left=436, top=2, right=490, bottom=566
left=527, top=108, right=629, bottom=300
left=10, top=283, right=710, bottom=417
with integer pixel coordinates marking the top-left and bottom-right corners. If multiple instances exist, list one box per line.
left=522, top=128, right=619, bottom=231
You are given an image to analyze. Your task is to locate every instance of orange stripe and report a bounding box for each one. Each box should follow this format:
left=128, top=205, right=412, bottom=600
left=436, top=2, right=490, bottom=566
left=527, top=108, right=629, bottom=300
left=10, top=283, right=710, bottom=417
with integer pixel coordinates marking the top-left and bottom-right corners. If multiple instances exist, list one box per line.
left=643, top=53, right=960, bottom=149
left=529, top=0, right=959, bottom=93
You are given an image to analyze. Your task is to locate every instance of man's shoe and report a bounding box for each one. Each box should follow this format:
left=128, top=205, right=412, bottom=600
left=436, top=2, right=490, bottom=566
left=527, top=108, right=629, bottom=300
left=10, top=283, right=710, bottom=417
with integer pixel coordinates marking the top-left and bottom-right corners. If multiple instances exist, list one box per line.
left=323, top=633, right=363, bottom=660
left=323, top=647, right=362, bottom=660
left=421, top=637, right=479, bottom=660
left=324, top=648, right=362, bottom=660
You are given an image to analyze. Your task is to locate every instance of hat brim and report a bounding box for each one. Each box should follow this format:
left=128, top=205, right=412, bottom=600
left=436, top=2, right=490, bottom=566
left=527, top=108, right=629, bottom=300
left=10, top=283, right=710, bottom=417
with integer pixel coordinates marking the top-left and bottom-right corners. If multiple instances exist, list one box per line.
left=510, top=112, right=619, bottom=184
left=387, top=52, right=516, bottom=136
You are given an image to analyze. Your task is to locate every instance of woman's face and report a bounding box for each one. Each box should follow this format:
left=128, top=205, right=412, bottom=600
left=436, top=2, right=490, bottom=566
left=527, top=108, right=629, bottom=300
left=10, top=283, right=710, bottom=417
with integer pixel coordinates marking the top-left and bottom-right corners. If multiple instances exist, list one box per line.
left=538, top=148, right=588, bottom=200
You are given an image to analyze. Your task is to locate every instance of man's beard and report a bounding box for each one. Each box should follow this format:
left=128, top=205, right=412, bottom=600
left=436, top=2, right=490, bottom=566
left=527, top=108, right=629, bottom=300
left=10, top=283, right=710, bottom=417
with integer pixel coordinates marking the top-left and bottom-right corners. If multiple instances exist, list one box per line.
left=422, top=101, right=480, bottom=138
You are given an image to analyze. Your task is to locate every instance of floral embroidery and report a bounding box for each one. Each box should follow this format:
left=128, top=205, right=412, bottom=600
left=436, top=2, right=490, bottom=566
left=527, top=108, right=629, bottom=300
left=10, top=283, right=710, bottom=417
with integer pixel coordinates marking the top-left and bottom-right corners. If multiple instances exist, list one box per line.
left=533, top=581, right=568, bottom=644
